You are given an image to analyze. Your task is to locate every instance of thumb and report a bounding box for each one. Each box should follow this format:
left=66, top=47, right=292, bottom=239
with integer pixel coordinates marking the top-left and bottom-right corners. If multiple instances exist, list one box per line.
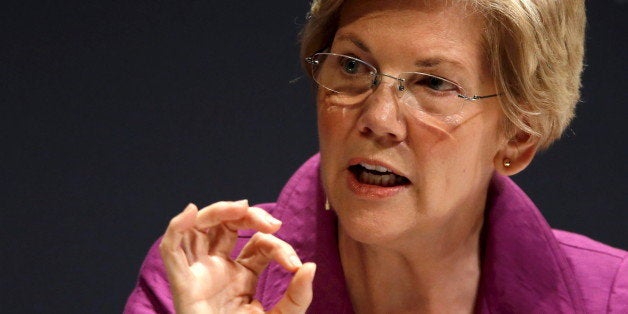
left=268, top=262, right=316, bottom=314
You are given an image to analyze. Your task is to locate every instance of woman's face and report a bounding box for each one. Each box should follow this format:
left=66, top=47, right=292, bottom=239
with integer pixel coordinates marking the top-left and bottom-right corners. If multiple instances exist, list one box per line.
left=318, top=0, right=508, bottom=245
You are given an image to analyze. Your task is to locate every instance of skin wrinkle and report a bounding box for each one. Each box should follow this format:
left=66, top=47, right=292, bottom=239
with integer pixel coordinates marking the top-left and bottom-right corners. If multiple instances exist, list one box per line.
left=303, top=0, right=582, bottom=149
left=333, top=9, right=495, bottom=99
left=316, top=1, right=508, bottom=312
left=319, top=75, right=477, bottom=144
left=319, top=83, right=501, bottom=176
left=326, top=0, right=494, bottom=228
left=335, top=31, right=477, bottom=87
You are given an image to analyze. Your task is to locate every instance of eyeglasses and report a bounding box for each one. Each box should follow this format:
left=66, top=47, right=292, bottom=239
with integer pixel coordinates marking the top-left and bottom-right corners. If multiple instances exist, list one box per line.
left=305, top=53, right=498, bottom=116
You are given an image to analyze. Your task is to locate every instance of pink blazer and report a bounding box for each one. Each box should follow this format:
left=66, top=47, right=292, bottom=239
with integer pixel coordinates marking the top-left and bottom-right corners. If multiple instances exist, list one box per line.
left=125, top=154, right=627, bottom=313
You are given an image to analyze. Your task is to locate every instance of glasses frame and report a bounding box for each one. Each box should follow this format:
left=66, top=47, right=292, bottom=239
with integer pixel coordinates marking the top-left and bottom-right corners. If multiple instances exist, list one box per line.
left=305, top=52, right=499, bottom=114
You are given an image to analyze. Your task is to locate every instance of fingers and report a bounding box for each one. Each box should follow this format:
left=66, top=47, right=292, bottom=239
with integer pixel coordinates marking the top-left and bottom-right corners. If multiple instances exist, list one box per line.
left=195, top=200, right=282, bottom=234
left=269, top=263, right=317, bottom=313
left=236, top=233, right=316, bottom=312
left=209, top=206, right=282, bottom=256
left=162, top=200, right=283, bottom=263
left=182, top=226, right=210, bottom=264
left=159, top=203, right=198, bottom=282
left=195, top=200, right=282, bottom=257
left=206, top=223, right=238, bottom=256
left=236, top=233, right=303, bottom=276
left=194, top=200, right=249, bottom=229
left=226, top=206, right=283, bottom=234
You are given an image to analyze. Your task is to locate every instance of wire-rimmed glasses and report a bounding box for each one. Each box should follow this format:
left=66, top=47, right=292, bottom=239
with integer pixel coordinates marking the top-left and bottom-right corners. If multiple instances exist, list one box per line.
left=305, top=52, right=498, bottom=116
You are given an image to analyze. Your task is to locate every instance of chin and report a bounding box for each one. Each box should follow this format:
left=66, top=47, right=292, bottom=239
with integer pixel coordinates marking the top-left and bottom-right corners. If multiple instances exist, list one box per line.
left=332, top=196, right=417, bottom=246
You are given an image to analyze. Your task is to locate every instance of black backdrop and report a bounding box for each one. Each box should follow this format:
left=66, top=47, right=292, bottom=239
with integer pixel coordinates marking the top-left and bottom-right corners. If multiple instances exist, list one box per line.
left=2, top=1, right=626, bottom=313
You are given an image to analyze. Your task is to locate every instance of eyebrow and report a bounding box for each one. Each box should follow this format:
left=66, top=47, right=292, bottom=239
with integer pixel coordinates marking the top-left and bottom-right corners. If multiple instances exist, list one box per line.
left=335, top=33, right=370, bottom=53
left=335, top=33, right=466, bottom=72
left=414, top=57, right=464, bottom=70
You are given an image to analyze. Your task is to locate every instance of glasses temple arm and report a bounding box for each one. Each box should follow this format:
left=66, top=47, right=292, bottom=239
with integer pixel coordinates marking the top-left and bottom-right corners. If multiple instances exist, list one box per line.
left=458, top=93, right=500, bottom=101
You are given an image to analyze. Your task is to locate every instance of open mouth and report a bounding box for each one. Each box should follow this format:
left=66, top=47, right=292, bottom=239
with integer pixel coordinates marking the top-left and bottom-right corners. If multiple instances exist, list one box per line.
left=348, top=163, right=410, bottom=187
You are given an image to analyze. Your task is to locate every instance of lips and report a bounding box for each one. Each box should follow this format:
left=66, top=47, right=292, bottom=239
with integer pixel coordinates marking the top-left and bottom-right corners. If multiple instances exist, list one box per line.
left=348, top=162, right=410, bottom=187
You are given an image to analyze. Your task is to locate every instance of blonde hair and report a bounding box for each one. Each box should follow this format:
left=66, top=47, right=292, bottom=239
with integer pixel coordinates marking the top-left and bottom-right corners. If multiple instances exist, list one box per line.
left=300, top=0, right=586, bottom=150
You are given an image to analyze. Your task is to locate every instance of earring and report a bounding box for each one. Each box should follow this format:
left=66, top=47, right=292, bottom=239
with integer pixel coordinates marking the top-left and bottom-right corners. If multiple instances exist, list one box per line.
left=325, top=198, right=331, bottom=211
left=503, top=158, right=512, bottom=168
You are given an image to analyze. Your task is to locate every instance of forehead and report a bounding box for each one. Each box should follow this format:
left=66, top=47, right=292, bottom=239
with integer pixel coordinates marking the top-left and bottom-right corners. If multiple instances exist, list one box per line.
left=335, top=0, right=488, bottom=74
left=338, top=0, right=483, bottom=31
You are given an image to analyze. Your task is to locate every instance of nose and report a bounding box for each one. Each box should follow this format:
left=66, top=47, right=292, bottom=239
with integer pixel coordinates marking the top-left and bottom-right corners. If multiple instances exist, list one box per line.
left=356, top=76, right=407, bottom=145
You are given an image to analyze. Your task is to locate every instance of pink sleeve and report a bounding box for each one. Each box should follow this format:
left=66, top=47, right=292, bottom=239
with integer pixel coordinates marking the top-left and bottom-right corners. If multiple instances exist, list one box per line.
left=123, top=238, right=175, bottom=314
left=609, top=254, right=628, bottom=313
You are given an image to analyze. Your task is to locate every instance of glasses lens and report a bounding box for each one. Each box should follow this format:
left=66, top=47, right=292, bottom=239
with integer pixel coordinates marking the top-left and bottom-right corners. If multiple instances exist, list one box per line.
left=310, top=53, right=376, bottom=105
left=398, top=72, right=466, bottom=116
left=307, top=54, right=469, bottom=115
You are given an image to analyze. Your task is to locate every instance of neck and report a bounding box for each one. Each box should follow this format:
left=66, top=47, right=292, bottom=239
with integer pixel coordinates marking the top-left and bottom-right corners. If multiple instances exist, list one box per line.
left=339, top=217, right=483, bottom=314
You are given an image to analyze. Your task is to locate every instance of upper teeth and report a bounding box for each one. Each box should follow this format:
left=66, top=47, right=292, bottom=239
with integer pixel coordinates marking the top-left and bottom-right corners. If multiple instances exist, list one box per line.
left=360, top=162, right=391, bottom=173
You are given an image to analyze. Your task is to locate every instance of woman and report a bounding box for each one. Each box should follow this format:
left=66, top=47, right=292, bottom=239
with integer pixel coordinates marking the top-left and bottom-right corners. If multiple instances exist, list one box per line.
left=125, top=0, right=627, bottom=313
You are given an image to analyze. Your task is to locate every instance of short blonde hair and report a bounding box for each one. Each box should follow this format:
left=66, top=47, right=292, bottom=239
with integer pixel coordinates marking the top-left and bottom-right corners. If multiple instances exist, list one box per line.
left=300, top=0, right=586, bottom=150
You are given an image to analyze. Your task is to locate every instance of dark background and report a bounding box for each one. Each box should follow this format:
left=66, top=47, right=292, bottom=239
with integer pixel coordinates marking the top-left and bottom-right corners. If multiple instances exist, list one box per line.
left=2, top=1, right=626, bottom=313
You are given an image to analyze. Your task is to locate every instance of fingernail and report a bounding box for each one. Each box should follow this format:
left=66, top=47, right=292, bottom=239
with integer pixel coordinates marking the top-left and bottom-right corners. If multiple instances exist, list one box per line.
left=235, top=199, right=249, bottom=207
left=182, top=203, right=194, bottom=213
left=290, top=255, right=302, bottom=268
left=266, top=215, right=282, bottom=226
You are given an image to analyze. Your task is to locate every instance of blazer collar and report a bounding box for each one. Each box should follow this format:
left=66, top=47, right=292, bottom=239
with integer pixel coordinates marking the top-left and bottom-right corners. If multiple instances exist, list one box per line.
left=270, top=155, right=585, bottom=312
left=477, top=174, right=585, bottom=313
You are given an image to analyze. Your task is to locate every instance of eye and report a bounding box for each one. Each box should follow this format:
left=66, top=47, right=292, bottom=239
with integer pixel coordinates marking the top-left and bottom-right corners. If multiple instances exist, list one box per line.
left=339, top=57, right=362, bottom=75
left=422, top=76, right=458, bottom=92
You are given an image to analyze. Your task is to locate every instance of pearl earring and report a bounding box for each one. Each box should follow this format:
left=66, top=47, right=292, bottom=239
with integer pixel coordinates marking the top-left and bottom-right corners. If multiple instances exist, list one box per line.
left=503, top=158, right=512, bottom=167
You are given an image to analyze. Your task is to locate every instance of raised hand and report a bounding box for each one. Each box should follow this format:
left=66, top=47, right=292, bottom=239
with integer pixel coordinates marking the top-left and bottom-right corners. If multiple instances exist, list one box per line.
left=159, top=200, right=316, bottom=313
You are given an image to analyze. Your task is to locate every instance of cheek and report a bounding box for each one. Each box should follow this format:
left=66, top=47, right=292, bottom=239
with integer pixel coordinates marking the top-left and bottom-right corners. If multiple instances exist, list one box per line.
left=317, top=98, right=355, bottom=152
left=317, top=100, right=355, bottom=196
left=317, top=99, right=344, bottom=176
left=317, top=105, right=333, bottom=142
left=414, top=111, right=503, bottom=178
left=445, top=114, right=504, bottom=174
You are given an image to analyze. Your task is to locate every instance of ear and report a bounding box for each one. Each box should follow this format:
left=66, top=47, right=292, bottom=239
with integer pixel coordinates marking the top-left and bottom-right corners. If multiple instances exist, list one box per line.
left=493, top=130, right=539, bottom=176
